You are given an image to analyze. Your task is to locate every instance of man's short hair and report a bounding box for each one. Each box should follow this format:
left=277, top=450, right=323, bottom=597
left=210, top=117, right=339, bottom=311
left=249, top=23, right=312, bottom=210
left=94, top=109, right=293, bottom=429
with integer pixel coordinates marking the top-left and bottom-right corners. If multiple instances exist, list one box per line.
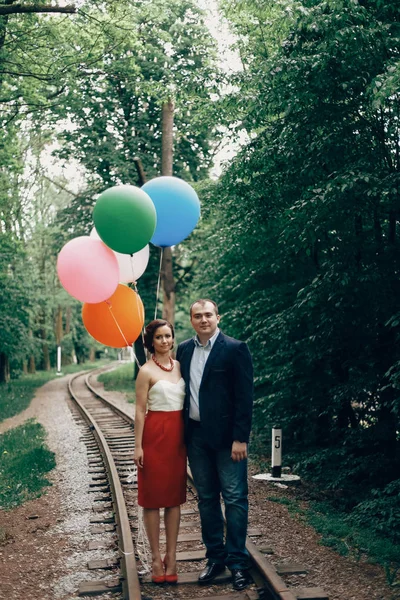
left=190, top=299, right=219, bottom=317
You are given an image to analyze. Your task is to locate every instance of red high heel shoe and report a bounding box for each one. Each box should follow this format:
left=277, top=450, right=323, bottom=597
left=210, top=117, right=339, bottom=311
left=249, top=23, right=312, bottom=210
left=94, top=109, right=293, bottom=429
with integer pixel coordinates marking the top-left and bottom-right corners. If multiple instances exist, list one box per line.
left=163, top=556, right=178, bottom=584
left=151, top=560, right=166, bottom=584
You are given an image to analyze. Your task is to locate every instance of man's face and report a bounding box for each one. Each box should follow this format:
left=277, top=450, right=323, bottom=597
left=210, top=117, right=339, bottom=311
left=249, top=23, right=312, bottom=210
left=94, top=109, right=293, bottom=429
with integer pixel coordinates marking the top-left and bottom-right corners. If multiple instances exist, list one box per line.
left=190, top=301, right=220, bottom=339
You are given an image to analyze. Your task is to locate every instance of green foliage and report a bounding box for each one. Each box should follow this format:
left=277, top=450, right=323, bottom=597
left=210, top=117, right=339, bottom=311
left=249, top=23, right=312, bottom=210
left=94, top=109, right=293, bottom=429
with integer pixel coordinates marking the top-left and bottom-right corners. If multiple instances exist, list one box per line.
left=98, top=363, right=136, bottom=403
left=308, top=501, right=400, bottom=575
left=0, top=420, right=56, bottom=509
left=265, top=495, right=304, bottom=517
left=1, top=0, right=221, bottom=379
left=51, top=0, right=220, bottom=187
left=178, top=0, right=400, bottom=549
left=0, top=243, right=32, bottom=360
left=351, top=480, right=400, bottom=545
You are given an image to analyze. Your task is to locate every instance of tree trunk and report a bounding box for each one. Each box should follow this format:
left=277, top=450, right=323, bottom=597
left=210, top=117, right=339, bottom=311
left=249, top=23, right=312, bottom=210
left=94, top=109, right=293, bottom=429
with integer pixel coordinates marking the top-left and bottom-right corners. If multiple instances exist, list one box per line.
left=28, top=354, right=36, bottom=374
left=132, top=157, right=148, bottom=376
left=0, top=352, right=10, bottom=383
left=161, top=99, right=176, bottom=325
left=55, top=305, right=63, bottom=345
left=161, top=248, right=175, bottom=324
left=89, top=347, right=95, bottom=362
left=41, top=330, right=51, bottom=370
left=65, top=305, right=71, bottom=334
left=0, top=15, right=10, bottom=91
left=161, top=100, right=174, bottom=176
left=134, top=157, right=147, bottom=186
left=40, top=310, right=51, bottom=371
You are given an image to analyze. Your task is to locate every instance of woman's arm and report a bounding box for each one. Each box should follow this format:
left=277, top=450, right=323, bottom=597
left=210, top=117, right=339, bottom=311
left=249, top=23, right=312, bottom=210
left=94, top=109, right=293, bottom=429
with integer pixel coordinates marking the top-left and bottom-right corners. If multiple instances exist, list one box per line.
left=134, top=367, right=150, bottom=468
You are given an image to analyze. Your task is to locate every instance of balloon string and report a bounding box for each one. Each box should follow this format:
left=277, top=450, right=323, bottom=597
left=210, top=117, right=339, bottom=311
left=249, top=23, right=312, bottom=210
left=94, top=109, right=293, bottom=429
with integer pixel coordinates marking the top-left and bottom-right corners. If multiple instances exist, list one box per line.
left=129, top=254, right=136, bottom=285
left=154, top=247, right=163, bottom=320
left=131, top=344, right=141, bottom=370
left=128, top=284, right=147, bottom=362
left=135, top=288, right=147, bottom=350
left=107, top=303, right=141, bottom=369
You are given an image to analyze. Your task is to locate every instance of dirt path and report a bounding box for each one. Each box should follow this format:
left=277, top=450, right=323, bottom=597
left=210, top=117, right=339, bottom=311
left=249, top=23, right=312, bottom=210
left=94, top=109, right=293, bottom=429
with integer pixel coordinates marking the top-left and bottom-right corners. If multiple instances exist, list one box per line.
left=0, top=372, right=129, bottom=600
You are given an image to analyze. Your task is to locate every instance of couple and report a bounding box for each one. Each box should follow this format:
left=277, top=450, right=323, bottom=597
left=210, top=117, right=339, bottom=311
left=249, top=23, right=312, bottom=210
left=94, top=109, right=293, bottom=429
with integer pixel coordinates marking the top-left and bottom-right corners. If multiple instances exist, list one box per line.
left=134, top=298, right=254, bottom=591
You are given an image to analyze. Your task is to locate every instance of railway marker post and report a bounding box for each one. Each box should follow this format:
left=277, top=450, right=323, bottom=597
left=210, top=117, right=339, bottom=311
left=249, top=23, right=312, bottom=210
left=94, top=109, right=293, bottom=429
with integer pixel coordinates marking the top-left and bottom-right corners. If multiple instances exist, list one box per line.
left=252, top=427, right=301, bottom=485
left=56, top=345, right=63, bottom=376
left=271, top=426, right=282, bottom=478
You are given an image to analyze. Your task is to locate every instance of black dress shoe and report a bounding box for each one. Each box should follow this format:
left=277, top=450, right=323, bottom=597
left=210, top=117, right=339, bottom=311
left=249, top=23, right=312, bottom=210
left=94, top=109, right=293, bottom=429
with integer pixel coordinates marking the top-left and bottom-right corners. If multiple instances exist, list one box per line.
left=231, top=569, right=251, bottom=591
left=198, top=562, right=226, bottom=584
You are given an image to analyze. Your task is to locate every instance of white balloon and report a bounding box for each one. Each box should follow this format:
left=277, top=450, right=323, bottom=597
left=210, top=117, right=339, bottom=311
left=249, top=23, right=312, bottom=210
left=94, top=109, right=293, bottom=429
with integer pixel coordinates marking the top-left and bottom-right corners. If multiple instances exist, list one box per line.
left=90, top=227, right=101, bottom=240
left=117, top=244, right=149, bottom=282
left=90, top=227, right=149, bottom=282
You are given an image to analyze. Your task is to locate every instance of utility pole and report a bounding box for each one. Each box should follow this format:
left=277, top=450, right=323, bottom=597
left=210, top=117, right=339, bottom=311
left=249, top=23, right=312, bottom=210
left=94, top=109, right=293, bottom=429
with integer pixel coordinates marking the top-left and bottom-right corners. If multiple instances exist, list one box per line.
left=160, top=99, right=176, bottom=325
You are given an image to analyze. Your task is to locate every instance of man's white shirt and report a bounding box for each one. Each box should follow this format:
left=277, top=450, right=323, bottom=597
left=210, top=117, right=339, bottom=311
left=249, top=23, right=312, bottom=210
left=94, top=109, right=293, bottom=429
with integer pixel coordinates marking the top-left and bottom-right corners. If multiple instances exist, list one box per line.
left=189, top=328, right=220, bottom=421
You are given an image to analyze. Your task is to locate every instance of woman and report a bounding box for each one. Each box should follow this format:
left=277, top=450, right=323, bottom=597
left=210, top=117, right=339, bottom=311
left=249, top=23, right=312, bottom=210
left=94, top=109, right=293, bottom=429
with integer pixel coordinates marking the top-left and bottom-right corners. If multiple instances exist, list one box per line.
left=134, top=319, right=186, bottom=584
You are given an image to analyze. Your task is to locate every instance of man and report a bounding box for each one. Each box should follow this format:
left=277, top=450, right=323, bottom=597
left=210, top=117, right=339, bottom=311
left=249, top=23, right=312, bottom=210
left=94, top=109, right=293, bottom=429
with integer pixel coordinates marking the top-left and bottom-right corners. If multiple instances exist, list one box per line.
left=176, top=299, right=254, bottom=591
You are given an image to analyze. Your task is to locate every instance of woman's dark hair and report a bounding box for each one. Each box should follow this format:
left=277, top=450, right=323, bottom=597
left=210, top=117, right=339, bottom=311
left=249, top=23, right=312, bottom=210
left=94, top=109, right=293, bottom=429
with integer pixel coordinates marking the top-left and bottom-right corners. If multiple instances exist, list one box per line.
left=144, top=319, right=175, bottom=353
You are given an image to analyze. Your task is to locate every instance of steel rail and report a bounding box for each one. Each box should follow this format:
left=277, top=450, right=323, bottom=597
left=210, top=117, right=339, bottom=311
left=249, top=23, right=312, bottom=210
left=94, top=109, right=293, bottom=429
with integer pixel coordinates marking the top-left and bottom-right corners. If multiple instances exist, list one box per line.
left=68, top=370, right=141, bottom=600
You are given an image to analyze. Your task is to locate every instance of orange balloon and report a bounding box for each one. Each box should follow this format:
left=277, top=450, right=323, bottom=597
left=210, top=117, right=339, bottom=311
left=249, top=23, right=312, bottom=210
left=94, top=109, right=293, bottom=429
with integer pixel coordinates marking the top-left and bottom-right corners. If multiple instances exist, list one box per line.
left=82, top=284, right=144, bottom=348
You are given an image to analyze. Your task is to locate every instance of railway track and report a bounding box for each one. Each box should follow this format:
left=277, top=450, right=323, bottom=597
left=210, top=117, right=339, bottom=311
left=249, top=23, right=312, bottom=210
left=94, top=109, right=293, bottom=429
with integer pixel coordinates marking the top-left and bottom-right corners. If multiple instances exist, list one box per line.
left=67, top=366, right=328, bottom=600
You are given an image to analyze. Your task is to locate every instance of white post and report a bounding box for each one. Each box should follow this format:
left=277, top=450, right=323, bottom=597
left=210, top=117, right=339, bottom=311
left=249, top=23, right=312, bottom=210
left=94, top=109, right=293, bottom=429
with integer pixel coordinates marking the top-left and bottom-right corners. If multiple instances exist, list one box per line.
left=56, top=345, right=62, bottom=375
left=271, top=427, right=282, bottom=478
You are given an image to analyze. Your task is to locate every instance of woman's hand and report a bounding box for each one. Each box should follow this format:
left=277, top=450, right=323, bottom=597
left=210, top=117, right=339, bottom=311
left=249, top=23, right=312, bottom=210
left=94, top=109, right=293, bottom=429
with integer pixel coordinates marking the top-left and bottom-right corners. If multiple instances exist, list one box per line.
left=134, top=447, right=144, bottom=468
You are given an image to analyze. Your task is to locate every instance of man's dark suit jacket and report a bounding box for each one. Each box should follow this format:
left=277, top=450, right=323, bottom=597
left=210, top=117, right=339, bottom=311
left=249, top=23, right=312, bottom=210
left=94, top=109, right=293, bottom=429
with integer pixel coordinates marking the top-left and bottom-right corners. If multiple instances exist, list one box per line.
left=176, top=331, right=254, bottom=450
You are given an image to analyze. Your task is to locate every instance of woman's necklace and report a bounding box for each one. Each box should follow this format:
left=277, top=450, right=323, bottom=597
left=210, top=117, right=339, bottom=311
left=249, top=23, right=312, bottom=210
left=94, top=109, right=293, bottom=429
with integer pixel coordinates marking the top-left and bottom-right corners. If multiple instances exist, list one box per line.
left=152, top=355, right=174, bottom=372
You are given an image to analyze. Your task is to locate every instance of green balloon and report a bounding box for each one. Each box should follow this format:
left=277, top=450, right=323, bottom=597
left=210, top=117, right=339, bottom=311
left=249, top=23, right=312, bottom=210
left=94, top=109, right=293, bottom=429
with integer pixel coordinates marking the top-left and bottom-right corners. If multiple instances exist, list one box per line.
left=93, top=185, right=157, bottom=254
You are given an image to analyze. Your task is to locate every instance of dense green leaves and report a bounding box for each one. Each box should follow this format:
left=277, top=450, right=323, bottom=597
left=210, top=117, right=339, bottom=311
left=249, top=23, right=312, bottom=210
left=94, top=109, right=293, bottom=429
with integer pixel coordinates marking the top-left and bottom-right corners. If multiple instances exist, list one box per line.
left=182, top=0, right=400, bottom=521
left=0, top=0, right=221, bottom=378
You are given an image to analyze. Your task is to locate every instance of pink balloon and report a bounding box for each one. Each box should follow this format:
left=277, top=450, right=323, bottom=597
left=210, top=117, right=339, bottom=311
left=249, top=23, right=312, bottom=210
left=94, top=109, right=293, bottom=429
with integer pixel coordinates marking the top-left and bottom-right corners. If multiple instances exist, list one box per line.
left=57, top=236, right=119, bottom=303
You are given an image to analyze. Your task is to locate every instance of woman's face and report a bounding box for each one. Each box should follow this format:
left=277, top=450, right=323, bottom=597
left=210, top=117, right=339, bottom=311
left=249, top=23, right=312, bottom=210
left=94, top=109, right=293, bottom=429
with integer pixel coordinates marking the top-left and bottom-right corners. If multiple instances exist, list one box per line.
left=152, top=325, right=174, bottom=354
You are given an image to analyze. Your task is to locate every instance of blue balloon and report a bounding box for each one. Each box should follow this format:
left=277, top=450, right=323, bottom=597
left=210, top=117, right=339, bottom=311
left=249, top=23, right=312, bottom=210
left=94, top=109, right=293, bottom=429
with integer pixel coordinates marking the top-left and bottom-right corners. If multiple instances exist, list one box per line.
left=142, top=176, right=201, bottom=247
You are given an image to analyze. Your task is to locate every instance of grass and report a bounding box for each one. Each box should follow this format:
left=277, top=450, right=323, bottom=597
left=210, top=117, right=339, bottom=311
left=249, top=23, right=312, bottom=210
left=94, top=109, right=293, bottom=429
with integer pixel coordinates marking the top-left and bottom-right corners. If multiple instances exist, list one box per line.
left=0, top=360, right=108, bottom=423
left=266, top=495, right=306, bottom=517
left=97, top=362, right=136, bottom=403
left=308, top=502, right=400, bottom=570
left=0, top=360, right=110, bottom=511
left=0, top=420, right=56, bottom=509
left=267, top=495, right=400, bottom=587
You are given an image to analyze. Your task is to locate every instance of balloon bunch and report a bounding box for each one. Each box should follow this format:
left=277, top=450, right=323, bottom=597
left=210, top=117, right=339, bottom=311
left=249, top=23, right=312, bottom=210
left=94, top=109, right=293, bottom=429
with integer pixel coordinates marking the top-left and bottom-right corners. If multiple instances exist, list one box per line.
left=56, top=177, right=200, bottom=350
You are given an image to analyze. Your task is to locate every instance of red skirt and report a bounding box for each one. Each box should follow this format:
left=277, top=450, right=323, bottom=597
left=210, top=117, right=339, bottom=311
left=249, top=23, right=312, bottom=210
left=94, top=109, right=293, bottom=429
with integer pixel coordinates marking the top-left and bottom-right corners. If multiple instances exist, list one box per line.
left=138, top=410, right=187, bottom=509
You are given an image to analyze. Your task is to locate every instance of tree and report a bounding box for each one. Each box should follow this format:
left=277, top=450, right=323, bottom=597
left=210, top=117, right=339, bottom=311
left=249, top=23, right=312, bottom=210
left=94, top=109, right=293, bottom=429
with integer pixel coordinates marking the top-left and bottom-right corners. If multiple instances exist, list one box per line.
left=50, top=0, right=221, bottom=327
left=183, top=0, right=400, bottom=504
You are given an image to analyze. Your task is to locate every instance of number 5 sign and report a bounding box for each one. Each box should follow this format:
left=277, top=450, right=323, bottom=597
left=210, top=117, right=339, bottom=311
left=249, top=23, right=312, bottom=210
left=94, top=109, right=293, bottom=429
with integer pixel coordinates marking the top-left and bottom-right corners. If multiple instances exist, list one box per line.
left=271, top=428, right=282, bottom=477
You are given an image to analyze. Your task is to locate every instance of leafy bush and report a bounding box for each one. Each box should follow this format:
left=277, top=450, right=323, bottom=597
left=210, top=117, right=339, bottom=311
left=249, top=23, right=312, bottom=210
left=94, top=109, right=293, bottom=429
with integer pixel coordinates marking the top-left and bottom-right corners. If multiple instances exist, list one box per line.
left=290, top=430, right=400, bottom=511
left=351, top=480, right=400, bottom=545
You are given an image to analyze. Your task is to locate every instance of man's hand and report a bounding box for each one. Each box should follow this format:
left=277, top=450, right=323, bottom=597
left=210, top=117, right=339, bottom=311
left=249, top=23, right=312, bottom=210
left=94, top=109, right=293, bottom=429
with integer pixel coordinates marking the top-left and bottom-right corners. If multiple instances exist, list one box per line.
left=231, top=441, right=247, bottom=462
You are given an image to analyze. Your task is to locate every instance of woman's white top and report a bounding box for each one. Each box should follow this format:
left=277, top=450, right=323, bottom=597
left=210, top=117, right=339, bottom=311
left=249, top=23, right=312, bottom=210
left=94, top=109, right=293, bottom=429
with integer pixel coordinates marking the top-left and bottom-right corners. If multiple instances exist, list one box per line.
left=147, top=378, right=185, bottom=412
